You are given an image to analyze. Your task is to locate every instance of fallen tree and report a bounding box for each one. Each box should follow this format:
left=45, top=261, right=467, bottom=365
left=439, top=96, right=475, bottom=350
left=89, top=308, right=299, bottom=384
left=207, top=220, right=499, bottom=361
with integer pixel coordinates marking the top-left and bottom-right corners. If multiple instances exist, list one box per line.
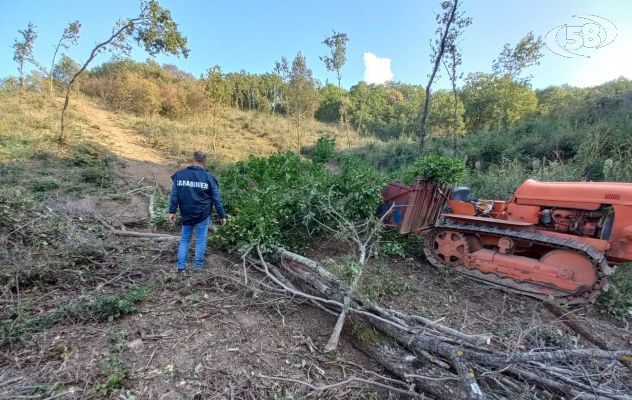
left=246, top=245, right=632, bottom=400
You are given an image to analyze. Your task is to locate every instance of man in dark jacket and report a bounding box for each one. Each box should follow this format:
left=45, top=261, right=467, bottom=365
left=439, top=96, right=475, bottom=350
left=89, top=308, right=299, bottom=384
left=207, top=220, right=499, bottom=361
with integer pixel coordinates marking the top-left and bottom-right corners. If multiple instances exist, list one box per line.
left=168, top=151, right=227, bottom=271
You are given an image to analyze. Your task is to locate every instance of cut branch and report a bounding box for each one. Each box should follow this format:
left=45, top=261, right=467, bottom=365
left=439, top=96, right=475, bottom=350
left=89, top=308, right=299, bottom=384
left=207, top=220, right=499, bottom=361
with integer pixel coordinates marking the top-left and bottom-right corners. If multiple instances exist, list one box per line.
left=257, top=247, right=632, bottom=399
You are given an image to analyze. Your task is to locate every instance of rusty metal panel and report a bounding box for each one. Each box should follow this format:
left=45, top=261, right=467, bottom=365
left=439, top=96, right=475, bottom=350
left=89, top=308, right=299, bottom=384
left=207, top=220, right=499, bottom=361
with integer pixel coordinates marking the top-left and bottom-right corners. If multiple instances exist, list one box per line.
left=379, top=179, right=450, bottom=234
left=379, top=182, right=414, bottom=233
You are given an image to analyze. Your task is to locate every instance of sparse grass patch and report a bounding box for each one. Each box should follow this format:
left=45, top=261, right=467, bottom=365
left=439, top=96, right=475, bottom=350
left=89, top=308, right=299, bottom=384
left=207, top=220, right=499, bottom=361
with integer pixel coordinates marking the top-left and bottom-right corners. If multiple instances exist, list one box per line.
left=93, top=330, right=129, bottom=397
left=1, top=285, right=153, bottom=341
left=124, top=108, right=367, bottom=164
left=351, top=320, right=393, bottom=346
left=360, top=263, right=410, bottom=302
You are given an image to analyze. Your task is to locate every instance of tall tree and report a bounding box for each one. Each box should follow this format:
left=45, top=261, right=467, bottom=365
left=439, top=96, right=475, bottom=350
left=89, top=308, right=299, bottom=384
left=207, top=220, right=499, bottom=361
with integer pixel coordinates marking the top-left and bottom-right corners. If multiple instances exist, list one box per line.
left=417, top=0, right=470, bottom=151
left=49, top=21, right=81, bottom=96
left=443, top=10, right=472, bottom=157
left=286, top=52, right=319, bottom=154
left=12, top=22, right=38, bottom=90
left=321, top=31, right=351, bottom=147
left=320, top=31, right=349, bottom=88
left=462, top=72, right=538, bottom=131
left=205, top=66, right=229, bottom=151
left=59, top=0, right=189, bottom=145
left=492, top=31, right=544, bottom=82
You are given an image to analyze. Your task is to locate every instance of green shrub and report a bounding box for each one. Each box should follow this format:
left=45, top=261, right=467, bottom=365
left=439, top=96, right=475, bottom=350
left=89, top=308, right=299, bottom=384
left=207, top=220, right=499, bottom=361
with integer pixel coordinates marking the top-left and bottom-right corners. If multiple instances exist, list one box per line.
left=313, top=136, right=336, bottom=163
left=401, top=154, right=465, bottom=185
left=598, top=264, right=632, bottom=319
left=30, top=179, right=60, bottom=192
left=149, top=191, right=178, bottom=232
left=65, top=142, right=114, bottom=167
left=80, top=166, right=113, bottom=187
left=216, top=152, right=385, bottom=252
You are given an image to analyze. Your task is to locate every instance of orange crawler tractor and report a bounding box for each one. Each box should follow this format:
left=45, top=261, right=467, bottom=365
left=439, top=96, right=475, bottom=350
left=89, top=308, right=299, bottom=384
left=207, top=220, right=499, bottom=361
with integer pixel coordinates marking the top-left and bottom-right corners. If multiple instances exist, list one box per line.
left=380, top=179, right=632, bottom=304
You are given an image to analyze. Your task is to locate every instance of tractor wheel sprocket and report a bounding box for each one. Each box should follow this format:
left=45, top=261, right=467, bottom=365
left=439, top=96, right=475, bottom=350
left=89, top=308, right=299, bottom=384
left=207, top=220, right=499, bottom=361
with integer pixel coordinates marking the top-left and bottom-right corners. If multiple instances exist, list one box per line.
left=423, top=220, right=613, bottom=304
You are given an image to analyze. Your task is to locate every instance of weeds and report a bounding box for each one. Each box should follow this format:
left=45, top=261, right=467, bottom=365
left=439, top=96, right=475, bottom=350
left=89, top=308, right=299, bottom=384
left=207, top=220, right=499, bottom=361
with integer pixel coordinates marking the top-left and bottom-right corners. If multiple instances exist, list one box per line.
left=1, top=285, right=153, bottom=341
left=360, top=263, right=410, bottom=302
left=598, top=264, right=632, bottom=319
left=149, top=190, right=178, bottom=231
left=93, top=330, right=129, bottom=397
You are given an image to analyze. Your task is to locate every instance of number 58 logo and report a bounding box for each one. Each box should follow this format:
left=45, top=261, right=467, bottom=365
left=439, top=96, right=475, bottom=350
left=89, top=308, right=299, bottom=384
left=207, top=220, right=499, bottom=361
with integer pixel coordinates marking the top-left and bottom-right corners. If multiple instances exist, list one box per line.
left=545, top=15, right=617, bottom=58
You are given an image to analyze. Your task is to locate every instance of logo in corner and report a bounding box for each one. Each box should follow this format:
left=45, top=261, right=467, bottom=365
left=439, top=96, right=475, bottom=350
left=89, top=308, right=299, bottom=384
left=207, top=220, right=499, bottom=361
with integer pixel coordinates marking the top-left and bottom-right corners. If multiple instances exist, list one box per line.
left=545, top=15, right=617, bottom=58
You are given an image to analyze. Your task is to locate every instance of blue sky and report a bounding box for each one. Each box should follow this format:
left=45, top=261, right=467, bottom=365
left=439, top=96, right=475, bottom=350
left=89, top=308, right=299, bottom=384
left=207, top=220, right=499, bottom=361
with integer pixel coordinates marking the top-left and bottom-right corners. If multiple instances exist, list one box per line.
left=1, top=0, right=630, bottom=89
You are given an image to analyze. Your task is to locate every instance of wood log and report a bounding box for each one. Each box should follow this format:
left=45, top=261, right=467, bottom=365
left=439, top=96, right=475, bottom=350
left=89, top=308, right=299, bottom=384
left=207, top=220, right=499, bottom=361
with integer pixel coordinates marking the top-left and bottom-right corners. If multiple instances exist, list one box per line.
left=95, top=214, right=179, bottom=240
left=262, top=249, right=632, bottom=399
left=349, top=317, right=467, bottom=399
left=543, top=301, right=632, bottom=373
left=368, top=316, right=486, bottom=400
left=275, top=246, right=492, bottom=346
left=110, top=230, right=180, bottom=240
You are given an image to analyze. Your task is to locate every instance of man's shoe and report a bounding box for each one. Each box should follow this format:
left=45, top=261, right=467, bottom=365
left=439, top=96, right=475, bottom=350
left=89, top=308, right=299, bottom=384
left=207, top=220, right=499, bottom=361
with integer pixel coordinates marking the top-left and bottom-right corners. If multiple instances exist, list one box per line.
left=177, top=268, right=188, bottom=273
left=194, top=264, right=206, bottom=271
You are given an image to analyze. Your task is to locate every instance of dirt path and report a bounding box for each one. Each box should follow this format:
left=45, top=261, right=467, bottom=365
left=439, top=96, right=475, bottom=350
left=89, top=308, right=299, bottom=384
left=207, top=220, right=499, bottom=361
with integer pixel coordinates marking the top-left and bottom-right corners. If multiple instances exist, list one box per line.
left=75, top=100, right=174, bottom=188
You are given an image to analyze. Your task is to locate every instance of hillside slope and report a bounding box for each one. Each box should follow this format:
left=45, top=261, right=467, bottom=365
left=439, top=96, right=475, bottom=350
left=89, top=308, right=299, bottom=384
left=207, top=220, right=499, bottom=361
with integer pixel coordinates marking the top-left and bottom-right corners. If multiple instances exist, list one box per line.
left=2, top=91, right=630, bottom=399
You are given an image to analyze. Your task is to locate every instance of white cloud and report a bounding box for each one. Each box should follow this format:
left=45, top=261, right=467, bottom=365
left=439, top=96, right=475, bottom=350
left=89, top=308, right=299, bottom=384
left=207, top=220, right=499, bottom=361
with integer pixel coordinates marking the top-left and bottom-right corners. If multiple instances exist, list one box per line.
left=363, top=52, right=393, bottom=84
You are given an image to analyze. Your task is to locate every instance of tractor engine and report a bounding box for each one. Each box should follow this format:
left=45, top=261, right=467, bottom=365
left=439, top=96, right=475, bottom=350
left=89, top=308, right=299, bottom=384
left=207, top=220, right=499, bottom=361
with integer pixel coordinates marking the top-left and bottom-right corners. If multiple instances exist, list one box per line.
left=538, top=208, right=604, bottom=238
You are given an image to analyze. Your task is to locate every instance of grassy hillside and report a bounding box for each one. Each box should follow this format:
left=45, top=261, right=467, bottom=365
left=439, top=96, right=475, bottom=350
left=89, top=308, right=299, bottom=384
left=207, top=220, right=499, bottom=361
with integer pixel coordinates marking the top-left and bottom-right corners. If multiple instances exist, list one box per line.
left=122, top=104, right=370, bottom=164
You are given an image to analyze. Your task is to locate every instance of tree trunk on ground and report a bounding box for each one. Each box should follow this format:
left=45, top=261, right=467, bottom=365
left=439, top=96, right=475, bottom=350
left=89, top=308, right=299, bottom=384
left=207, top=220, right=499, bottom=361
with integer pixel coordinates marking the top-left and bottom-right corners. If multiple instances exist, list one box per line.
left=257, top=247, right=632, bottom=400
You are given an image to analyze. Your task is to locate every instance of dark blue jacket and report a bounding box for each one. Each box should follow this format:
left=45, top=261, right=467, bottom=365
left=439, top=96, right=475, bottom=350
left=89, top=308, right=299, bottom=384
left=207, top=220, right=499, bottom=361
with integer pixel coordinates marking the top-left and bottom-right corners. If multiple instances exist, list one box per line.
left=168, top=166, right=227, bottom=226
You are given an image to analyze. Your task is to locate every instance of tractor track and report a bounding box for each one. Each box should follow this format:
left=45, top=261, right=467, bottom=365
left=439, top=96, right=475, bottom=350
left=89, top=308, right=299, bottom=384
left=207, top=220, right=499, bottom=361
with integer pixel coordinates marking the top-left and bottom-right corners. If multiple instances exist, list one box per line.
left=423, top=220, right=614, bottom=304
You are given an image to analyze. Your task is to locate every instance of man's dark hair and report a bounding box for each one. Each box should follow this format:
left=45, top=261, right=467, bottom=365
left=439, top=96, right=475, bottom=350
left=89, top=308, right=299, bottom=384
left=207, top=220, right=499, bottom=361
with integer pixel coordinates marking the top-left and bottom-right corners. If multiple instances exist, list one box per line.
left=193, top=151, right=207, bottom=164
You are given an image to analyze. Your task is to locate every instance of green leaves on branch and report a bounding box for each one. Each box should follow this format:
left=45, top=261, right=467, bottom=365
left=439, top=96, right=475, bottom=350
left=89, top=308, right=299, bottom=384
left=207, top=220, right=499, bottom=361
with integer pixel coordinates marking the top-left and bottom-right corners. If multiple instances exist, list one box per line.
left=216, top=152, right=385, bottom=253
left=134, top=0, right=189, bottom=58
left=401, top=154, right=465, bottom=185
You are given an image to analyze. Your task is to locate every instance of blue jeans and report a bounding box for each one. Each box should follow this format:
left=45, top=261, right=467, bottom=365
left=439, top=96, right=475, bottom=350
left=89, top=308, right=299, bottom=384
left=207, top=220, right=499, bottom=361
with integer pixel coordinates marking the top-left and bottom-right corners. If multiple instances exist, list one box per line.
left=177, top=216, right=211, bottom=270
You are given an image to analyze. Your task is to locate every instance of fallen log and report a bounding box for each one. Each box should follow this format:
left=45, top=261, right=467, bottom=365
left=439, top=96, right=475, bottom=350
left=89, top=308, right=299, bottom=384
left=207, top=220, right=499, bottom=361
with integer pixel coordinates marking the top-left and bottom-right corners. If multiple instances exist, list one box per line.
left=255, top=248, right=632, bottom=399
left=95, top=214, right=179, bottom=240
left=110, top=230, right=180, bottom=240
left=275, top=246, right=492, bottom=346
left=543, top=301, right=632, bottom=373
left=349, top=317, right=467, bottom=399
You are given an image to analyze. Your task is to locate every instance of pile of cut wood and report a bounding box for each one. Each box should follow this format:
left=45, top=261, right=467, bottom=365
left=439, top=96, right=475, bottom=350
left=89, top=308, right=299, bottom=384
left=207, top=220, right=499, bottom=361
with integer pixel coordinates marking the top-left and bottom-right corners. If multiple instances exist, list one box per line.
left=249, top=246, right=632, bottom=400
